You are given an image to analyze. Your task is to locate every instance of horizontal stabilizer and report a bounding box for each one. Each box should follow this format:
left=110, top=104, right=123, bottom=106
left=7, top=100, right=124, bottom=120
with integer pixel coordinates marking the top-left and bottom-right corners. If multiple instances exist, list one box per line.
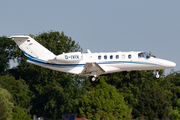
left=9, top=36, right=29, bottom=40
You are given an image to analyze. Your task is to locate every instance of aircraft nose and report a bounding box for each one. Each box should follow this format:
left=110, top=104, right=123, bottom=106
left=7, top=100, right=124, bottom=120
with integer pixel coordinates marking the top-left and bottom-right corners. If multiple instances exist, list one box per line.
left=164, top=60, right=176, bottom=68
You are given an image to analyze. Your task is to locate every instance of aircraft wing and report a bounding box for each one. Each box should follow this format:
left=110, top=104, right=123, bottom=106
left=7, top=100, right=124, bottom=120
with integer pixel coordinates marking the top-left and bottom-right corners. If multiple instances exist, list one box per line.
left=80, top=62, right=105, bottom=76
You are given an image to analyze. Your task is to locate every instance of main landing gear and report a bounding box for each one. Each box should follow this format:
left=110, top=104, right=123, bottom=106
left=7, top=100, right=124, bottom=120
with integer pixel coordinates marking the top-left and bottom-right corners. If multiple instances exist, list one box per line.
left=88, top=76, right=100, bottom=87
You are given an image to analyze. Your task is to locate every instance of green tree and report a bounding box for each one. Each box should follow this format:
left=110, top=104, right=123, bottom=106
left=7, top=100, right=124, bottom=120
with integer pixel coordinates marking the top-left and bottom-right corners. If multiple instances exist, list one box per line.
left=171, top=108, right=180, bottom=120
left=164, top=71, right=180, bottom=107
left=12, top=106, right=31, bottom=120
left=164, top=71, right=180, bottom=119
left=77, top=78, right=132, bottom=120
left=0, top=75, right=31, bottom=109
left=0, top=86, right=14, bottom=120
left=171, top=98, right=180, bottom=120
left=132, top=80, right=172, bottom=119
left=0, top=36, right=17, bottom=75
left=103, top=70, right=173, bottom=119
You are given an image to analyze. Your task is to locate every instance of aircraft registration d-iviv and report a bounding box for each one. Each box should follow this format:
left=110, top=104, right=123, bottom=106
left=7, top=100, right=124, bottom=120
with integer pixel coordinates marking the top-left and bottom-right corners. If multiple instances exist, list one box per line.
left=9, top=36, right=176, bottom=86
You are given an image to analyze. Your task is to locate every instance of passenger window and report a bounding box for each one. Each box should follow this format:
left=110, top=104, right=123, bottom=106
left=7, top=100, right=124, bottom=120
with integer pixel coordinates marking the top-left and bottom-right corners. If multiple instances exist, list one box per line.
left=122, top=54, right=125, bottom=59
left=98, top=55, right=101, bottom=60
left=110, top=55, right=113, bottom=59
left=128, top=54, right=131, bottom=59
left=116, top=55, right=119, bottom=59
left=104, top=55, right=107, bottom=59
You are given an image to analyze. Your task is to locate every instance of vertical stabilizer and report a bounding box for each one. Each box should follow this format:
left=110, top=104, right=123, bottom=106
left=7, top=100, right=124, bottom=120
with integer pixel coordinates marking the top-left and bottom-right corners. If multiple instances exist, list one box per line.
left=10, top=36, right=55, bottom=60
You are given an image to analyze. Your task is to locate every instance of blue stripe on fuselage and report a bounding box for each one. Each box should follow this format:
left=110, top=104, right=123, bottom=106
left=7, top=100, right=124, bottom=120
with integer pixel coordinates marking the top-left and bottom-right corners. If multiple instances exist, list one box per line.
left=22, top=50, right=162, bottom=68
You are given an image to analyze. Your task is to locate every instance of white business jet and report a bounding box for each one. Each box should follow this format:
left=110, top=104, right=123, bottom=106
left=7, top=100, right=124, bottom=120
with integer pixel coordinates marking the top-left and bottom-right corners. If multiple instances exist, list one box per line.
left=9, top=36, right=176, bottom=86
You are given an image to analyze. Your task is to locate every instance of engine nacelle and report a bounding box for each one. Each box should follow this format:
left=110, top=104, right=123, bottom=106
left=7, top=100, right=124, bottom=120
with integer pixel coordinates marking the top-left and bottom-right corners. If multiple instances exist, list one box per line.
left=56, top=52, right=82, bottom=63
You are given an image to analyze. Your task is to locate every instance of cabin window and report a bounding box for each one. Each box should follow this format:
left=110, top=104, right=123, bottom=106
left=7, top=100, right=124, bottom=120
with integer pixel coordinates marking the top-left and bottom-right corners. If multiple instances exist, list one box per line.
left=122, top=54, right=125, bottom=59
left=128, top=54, right=131, bottom=59
left=110, top=55, right=113, bottom=59
left=116, top=55, right=119, bottom=59
left=98, top=55, right=101, bottom=60
left=104, top=55, right=107, bottom=59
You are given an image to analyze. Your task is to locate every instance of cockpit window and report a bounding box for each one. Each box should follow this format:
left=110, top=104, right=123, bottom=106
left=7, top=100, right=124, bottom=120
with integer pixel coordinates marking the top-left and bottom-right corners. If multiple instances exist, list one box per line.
left=138, top=52, right=151, bottom=59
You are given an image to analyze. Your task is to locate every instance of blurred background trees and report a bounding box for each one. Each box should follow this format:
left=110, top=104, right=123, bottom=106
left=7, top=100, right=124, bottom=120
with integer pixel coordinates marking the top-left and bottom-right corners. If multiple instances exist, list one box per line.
left=0, top=86, right=14, bottom=120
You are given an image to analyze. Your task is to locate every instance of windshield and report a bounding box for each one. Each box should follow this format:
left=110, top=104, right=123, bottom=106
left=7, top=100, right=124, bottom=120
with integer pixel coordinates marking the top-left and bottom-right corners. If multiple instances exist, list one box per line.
left=138, top=52, right=151, bottom=59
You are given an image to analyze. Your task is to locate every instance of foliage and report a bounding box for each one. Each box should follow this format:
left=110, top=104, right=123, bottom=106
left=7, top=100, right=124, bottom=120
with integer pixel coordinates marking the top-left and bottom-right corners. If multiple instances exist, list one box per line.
left=0, top=36, right=17, bottom=75
left=164, top=71, right=180, bottom=119
left=0, top=87, right=14, bottom=120
left=164, top=71, right=180, bottom=107
left=12, top=106, right=31, bottom=120
left=171, top=98, right=180, bottom=120
left=77, top=78, right=132, bottom=120
left=132, top=80, right=173, bottom=119
left=0, top=75, right=31, bottom=109
left=102, top=70, right=173, bottom=119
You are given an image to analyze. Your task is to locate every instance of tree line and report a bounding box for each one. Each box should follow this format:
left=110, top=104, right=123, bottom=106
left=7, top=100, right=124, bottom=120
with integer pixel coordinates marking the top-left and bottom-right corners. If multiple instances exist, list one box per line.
left=0, top=31, right=180, bottom=120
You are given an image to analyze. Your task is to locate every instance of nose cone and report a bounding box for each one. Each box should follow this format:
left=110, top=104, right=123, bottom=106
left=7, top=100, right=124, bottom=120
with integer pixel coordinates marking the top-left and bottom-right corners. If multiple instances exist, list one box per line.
left=150, top=58, right=176, bottom=69
left=163, top=60, right=176, bottom=68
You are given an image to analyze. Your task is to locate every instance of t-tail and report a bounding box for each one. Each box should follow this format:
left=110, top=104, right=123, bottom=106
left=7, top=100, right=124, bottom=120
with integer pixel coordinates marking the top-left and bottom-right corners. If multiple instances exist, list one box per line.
left=9, top=36, right=55, bottom=60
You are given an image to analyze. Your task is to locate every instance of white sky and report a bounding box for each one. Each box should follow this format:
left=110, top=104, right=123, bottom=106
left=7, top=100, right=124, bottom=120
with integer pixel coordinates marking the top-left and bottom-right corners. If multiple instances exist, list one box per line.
left=1, top=1, right=179, bottom=75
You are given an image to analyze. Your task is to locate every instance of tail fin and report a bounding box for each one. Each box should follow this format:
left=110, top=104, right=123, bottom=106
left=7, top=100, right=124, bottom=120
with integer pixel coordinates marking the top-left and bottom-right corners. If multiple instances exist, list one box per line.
left=10, top=36, right=55, bottom=60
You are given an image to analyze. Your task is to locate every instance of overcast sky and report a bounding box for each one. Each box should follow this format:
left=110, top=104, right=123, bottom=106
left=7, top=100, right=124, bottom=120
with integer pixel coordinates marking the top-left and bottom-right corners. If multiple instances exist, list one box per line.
left=1, top=1, right=179, bottom=75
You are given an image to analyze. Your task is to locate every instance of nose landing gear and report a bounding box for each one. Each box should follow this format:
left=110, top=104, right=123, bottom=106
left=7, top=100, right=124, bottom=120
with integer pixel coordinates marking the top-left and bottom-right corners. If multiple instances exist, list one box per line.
left=88, top=76, right=100, bottom=87
left=155, top=71, right=160, bottom=78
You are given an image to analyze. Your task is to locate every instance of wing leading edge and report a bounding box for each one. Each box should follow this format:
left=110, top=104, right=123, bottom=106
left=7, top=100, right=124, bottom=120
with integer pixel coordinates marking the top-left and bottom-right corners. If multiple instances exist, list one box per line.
left=80, top=62, right=105, bottom=76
